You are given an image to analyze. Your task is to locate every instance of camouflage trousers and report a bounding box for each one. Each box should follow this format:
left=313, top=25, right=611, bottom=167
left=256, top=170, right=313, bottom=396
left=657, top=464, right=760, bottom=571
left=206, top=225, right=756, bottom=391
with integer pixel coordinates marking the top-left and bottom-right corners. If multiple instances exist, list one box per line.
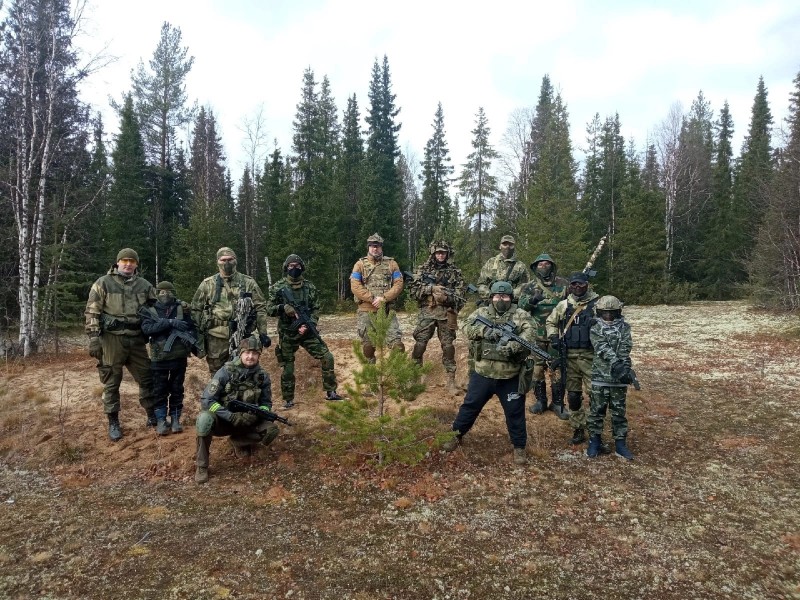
left=204, top=334, right=231, bottom=374
left=566, top=349, right=593, bottom=430
left=275, top=333, right=337, bottom=403
left=96, top=333, right=154, bottom=415
left=195, top=413, right=279, bottom=468
left=518, top=338, right=552, bottom=393
left=588, top=384, right=628, bottom=439
left=412, top=316, right=456, bottom=373
left=356, top=310, right=403, bottom=350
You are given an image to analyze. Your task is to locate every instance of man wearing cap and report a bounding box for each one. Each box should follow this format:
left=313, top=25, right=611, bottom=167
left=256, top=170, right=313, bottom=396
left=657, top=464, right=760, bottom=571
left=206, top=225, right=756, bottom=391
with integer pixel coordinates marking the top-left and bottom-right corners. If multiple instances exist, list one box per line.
left=546, top=271, right=600, bottom=446
left=85, top=248, right=157, bottom=441
left=349, top=233, right=405, bottom=361
left=140, top=281, right=198, bottom=435
left=192, top=247, right=271, bottom=374
left=477, top=234, right=529, bottom=304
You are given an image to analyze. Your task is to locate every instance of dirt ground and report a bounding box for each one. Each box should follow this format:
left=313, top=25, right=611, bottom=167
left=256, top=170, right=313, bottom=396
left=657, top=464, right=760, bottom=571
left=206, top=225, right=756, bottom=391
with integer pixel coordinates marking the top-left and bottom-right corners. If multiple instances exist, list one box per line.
left=0, top=302, right=798, bottom=599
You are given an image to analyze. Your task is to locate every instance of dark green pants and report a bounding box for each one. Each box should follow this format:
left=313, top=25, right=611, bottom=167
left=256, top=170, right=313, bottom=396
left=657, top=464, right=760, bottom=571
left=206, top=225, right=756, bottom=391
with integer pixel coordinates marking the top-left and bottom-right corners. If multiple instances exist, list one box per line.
left=275, top=333, right=337, bottom=403
left=96, top=333, right=154, bottom=414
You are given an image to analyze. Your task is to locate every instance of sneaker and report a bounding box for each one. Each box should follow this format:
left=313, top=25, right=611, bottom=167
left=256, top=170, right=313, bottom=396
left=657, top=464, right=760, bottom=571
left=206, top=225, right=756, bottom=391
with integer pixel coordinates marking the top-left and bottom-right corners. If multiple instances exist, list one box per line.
left=441, top=434, right=461, bottom=452
left=513, top=447, right=527, bottom=465
left=325, top=390, right=345, bottom=401
left=195, top=466, right=209, bottom=484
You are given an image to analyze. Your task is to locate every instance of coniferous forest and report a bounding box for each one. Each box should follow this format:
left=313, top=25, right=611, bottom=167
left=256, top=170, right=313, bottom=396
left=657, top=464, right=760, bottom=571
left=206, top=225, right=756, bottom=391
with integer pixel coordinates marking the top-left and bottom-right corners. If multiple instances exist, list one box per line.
left=2, top=2, right=799, bottom=356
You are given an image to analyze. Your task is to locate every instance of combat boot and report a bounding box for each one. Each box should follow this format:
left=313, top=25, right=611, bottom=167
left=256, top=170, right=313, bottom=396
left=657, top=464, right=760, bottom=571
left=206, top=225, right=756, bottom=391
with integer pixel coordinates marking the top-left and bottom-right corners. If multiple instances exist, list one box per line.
left=446, top=372, right=459, bottom=395
left=325, top=390, right=345, bottom=401
left=513, top=447, right=527, bottom=465
left=551, top=399, right=569, bottom=420
left=441, top=433, right=462, bottom=452
left=587, top=434, right=602, bottom=458
left=363, top=342, right=376, bottom=365
left=529, top=381, right=548, bottom=414
left=108, top=412, right=123, bottom=442
left=195, top=436, right=211, bottom=484
left=154, top=406, right=169, bottom=436
left=615, top=438, right=634, bottom=461
left=570, top=428, right=586, bottom=445
left=195, top=466, right=208, bottom=484
left=170, top=409, right=183, bottom=434
left=145, top=409, right=157, bottom=428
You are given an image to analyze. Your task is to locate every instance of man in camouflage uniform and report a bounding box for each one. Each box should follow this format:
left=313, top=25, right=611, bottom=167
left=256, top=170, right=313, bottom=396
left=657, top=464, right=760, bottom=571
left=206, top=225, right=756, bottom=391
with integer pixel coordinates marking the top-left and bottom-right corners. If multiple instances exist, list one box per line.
left=441, top=281, right=534, bottom=465
left=350, top=233, right=405, bottom=361
left=518, top=253, right=568, bottom=418
left=477, top=234, right=529, bottom=304
left=192, top=247, right=271, bottom=374
left=267, top=254, right=344, bottom=409
left=140, top=280, right=198, bottom=435
left=409, top=240, right=465, bottom=394
left=546, top=272, right=600, bottom=446
left=85, top=248, right=157, bottom=441
left=194, top=335, right=280, bottom=484
left=588, top=295, right=636, bottom=460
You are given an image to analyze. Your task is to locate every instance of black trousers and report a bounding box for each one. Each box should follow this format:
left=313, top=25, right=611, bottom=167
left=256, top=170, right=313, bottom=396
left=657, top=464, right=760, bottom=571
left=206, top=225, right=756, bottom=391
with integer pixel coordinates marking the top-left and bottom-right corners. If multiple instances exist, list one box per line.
left=452, top=372, right=527, bottom=448
left=151, top=358, right=187, bottom=415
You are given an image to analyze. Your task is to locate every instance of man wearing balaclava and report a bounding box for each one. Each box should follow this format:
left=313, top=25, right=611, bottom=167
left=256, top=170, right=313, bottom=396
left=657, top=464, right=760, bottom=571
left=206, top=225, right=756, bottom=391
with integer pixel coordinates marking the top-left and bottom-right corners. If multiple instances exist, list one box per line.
left=476, top=235, right=529, bottom=305
left=192, top=247, right=271, bottom=374
left=266, top=254, right=344, bottom=409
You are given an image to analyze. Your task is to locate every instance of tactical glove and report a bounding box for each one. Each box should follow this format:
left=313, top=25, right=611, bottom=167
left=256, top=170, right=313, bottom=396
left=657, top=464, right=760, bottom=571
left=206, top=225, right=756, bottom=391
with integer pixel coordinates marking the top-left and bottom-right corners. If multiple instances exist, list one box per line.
left=260, top=333, right=272, bottom=348
left=528, top=289, right=544, bottom=306
left=171, top=319, right=190, bottom=332
left=230, top=412, right=258, bottom=427
left=88, top=336, right=102, bottom=360
left=283, top=304, right=297, bottom=318
left=483, top=327, right=502, bottom=343
left=497, top=343, right=518, bottom=358
left=610, top=361, right=627, bottom=380
left=549, top=335, right=563, bottom=353
left=432, top=285, right=449, bottom=305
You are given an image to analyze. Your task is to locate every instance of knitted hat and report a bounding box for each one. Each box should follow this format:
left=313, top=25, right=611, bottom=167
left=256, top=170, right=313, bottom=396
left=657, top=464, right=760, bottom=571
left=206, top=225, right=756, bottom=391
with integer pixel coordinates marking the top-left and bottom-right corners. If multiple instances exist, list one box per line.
left=116, top=248, right=139, bottom=263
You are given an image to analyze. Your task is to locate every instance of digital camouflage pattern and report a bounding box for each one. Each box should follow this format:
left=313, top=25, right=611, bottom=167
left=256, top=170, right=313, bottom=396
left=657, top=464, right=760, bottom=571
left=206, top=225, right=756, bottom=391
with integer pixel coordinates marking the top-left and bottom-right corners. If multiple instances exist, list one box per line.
left=477, top=253, right=529, bottom=301
left=464, top=304, right=535, bottom=380
left=588, top=316, right=634, bottom=439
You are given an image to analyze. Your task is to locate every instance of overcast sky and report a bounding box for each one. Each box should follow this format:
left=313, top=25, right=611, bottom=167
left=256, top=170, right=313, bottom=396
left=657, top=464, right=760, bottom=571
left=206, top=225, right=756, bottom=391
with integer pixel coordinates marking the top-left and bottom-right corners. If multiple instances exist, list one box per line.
left=78, top=0, right=800, bottom=183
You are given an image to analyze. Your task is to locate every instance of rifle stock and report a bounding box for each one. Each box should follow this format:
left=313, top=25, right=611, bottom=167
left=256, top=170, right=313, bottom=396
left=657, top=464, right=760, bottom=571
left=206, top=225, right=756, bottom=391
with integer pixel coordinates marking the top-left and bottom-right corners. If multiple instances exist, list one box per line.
left=474, top=314, right=553, bottom=365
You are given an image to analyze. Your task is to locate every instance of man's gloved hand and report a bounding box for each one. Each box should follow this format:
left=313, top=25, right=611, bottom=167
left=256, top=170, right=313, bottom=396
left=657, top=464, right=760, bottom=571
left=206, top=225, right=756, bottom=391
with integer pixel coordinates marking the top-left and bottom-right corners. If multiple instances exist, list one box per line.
left=611, top=361, right=627, bottom=380
left=230, top=412, right=258, bottom=427
left=432, top=285, right=449, bottom=305
left=171, top=319, right=190, bottom=332
left=260, top=333, right=272, bottom=348
left=497, top=344, right=516, bottom=358
left=549, top=335, right=563, bottom=353
left=283, top=304, right=297, bottom=318
left=88, top=336, right=102, bottom=360
left=528, top=289, right=544, bottom=306
left=483, top=327, right=502, bottom=343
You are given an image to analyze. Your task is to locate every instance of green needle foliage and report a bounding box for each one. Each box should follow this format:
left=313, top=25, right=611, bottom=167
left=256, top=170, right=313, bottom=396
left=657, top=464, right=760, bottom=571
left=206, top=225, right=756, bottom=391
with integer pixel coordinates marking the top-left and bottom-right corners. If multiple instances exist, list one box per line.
left=319, top=307, right=452, bottom=467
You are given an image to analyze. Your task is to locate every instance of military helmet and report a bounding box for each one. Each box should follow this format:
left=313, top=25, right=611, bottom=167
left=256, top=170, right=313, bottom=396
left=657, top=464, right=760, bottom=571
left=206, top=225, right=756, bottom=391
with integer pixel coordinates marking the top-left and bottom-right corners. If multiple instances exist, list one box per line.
left=367, top=233, right=384, bottom=245
left=116, top=248, right=139, bottom=263
left=156, top=281, right=175, bottom=291
left=596, top=295, right=624, bottom=311
left=490, top=281, right=513, bottom=295
left=239, top=334, right=263, bottom=353
left=283, top=253, right=305, bottom=272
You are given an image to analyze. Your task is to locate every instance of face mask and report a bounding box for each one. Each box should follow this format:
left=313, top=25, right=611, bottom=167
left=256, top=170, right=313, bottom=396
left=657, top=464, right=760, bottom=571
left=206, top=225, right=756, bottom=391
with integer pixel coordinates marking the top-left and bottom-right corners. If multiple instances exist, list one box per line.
left=501, top=246, right=513, bottom=259
left=220, top=259, right=237, bottom=276
left=493, top=299, right=511, bottom=314
left=537, top=264, right=552, bottom=278
left=157, top=291, right=175, bottom=304
left=287, top=267, right=303, bottom=279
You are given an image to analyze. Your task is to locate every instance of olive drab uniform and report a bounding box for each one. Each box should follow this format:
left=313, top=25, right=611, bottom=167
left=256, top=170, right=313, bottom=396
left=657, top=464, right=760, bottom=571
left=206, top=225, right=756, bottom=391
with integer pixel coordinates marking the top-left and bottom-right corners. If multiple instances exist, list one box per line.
left=350, top=253, right=405, bottom=358
left=267, top=261, right=338, bottom=407
left=85, top=265, right=157, bottom=418
left=409, top=247, right=465, bottom=376
left=589, top=316, right=633, bottom=442
left=192, top=272, right=269, bottom=374
left=546, top=289, right=600, bottom=432
left=477, top=253, right=529, bottom=303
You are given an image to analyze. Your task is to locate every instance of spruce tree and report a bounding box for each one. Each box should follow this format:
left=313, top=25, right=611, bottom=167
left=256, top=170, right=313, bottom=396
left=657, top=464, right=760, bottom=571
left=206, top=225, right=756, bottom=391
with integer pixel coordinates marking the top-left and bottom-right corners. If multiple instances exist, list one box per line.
left=337, top=94, right=365, bottom=298
left=419, top=102, right=455, bottom=248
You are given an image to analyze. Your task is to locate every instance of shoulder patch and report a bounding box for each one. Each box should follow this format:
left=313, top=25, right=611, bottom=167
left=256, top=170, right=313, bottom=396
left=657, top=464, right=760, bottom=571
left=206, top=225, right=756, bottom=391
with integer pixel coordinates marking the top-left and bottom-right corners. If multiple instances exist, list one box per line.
left=207, top=380, right=220, bottom=395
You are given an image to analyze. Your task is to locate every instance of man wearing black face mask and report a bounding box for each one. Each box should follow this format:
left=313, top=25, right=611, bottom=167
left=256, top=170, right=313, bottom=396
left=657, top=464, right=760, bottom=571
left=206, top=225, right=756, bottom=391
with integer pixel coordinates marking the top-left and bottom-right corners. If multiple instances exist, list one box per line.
left=266, top=254, right=344, bottom=409
left=192, top=247, right=271, bottom=374
left=476, top=235, right=529, bottom=305
left=546, top=272, right=600, bottom=446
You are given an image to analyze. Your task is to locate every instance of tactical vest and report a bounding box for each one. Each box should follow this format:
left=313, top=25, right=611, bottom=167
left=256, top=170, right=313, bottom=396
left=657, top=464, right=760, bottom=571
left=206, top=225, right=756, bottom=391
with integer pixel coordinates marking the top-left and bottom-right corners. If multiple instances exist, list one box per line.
left=145, top=303, right=190, bottom=362
left=562, top=298, right=598, bottom=349
left=223, top=363, right=268, bottom=405
left=359, top=257, right=396, bottom=300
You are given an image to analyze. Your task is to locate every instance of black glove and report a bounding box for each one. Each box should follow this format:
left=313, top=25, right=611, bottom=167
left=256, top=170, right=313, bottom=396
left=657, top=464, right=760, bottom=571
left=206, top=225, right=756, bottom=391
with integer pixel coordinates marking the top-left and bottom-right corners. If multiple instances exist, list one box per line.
left=88, top=336, right=102, bottom=360
left=549, top=335, right=563, bottom=353
left=230, top=412, right=258, bottom=427
left=611, top=361, right=627, bottom=380
left=171, top=319, right=190, bottom=332
left=260, top=333, right=272, bottom=348
left=529, top=289, right=544, bottom=306
left=483, top=327, right=502, bottom=343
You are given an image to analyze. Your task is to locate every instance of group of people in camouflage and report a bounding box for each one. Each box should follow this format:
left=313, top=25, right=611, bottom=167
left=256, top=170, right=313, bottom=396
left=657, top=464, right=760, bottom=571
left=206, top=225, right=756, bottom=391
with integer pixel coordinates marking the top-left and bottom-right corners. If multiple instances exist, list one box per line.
left=85, top=231, right=637, bottom=482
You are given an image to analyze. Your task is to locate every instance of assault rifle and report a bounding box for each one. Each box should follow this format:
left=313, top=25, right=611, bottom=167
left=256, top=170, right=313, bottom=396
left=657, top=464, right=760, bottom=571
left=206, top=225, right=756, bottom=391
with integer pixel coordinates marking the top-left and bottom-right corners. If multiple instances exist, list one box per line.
left=227, top=399, right=292, bottom=426
left=163, top=329, right=202, bottom=355
left=474, top=314, right=554, bottom=365
left=280, top=287, right=321, bottom=341
left=402, top=271, right=478, bottom=306
left=229, top=291, right=257, bottom=358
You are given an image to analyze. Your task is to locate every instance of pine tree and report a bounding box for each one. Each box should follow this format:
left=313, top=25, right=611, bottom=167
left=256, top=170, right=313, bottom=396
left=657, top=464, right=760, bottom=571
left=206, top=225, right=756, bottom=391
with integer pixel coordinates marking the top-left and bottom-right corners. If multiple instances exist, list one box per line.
left=419, top=102, right=455, bottom=247
left=337, top=94, right=365, bottom=299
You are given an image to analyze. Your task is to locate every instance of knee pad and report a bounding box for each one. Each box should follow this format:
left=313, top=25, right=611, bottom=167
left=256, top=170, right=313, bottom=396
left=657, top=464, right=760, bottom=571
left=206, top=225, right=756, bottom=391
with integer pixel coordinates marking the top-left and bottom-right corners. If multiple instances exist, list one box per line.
left=567, top=391, right=583, bottom=411
left=195, top=410, right=216, bottom=436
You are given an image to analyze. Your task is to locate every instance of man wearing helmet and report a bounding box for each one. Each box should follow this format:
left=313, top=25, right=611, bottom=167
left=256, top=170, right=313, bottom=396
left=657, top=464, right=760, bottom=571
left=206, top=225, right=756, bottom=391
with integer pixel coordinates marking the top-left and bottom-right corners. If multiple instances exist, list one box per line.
left=85, top=248, right=157, bottom=442
left=194, top=335, right=279, bottom=484
left=519, top=253, right=569, bottom=418
left=546, top=272, right=601, bottom=447
left=409, top=240, right=466, bottom=394
left=192, top=247, right=271, bottom=374
left=588, top=295, right=636, bottom=460
left=441, top=281, right=535, bottom=465
left=350, top=233, right=405, bottom=361
left=266, top=254, right=344, bottom=409
left=477, top=235, right=529, bottom=304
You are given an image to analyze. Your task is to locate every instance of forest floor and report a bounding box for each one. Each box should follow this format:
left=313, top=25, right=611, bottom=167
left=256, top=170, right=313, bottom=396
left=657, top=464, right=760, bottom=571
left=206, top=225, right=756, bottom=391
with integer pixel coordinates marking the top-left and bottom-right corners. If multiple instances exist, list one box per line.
left=0, top=301, right=799, bottom=599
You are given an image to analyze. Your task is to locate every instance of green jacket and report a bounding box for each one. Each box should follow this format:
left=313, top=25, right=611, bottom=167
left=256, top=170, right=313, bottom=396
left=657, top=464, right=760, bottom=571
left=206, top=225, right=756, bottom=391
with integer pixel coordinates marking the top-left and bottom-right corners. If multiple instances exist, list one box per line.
left=85, top=269, right=156, bottom=337
left=266, top=277, right=320, bottom=337
left=477, top=253, right=529, bottom=301
left=464, top=304, right=534, bottom=380
left=518, top=275, right=568, bottom=339
left=590, top=317, right=633, bottom=384
left=192, top=271, right=269, bottom=340
left=200, top=358, right=272, bottom=422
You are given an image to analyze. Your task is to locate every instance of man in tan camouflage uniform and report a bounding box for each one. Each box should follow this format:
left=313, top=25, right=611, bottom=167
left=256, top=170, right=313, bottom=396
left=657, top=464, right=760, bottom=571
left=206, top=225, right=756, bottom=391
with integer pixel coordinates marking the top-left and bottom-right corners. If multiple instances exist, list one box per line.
left=192, top=247, right=271, bottom=374
left=477, top=234, right=529, bottom=304
left=85, top=248, right=157, bottom=441
left=409, top=240, right=465, bottom=394
left=441, top=281, right=534, bottom=465
left=350, top=233, right=405, bottom=361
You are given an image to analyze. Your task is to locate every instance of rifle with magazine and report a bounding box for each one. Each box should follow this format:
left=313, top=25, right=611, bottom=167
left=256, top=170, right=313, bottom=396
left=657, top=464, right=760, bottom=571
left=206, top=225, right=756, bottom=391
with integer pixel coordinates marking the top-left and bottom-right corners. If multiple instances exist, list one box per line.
left=474, top=314, right=554, bottom=365
left=227, top=399, right=292, bottom=426
left=279, top=287, right=321, bottom=341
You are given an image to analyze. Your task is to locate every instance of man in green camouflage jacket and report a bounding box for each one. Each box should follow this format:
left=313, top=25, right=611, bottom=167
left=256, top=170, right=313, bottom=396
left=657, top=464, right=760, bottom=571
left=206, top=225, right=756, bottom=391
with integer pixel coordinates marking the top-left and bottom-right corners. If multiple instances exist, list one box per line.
left=441, top=281, right=534, bottom=466
left=192, top=247, right=271, bottom=374
left=477, top=234, right=529, bottom=304
left=518, top=253, right=568, bottom=418
left=409, top=240, right=465, bottom=394
left=84, top=248, right=157, bottom=441
left=266, top=254, right=344, bottom=409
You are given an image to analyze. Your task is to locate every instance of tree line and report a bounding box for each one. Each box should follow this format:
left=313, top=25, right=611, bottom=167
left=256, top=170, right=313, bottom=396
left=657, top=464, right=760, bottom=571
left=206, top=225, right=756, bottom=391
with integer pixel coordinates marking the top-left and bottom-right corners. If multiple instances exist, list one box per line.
left=1, top=1, right=799, bottom=356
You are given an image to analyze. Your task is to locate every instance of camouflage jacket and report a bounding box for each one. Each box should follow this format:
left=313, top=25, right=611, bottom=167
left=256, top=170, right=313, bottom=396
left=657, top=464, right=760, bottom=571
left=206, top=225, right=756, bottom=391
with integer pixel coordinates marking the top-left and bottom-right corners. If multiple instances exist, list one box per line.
left=518, top=275, right=568, bottom=339
left=409, top=259, right=465, bottom=320
left=84, top=269, right=156, bottom=337
left=192, top=272, right=269, bottom=340
left=350, top=255, right=404, bottom=312
left=139, top=299, right=197, bottom=363
left=266, top=277, right=320, bottom=336
left=477, top=253, right=529, bottom=301
left=590, top=317, right=633, bottom=384
left=200, top=358, right=272, bottom=420
left=546, top=290, right=600, bottom=350
left=464, top=304, right=534, bottom=380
